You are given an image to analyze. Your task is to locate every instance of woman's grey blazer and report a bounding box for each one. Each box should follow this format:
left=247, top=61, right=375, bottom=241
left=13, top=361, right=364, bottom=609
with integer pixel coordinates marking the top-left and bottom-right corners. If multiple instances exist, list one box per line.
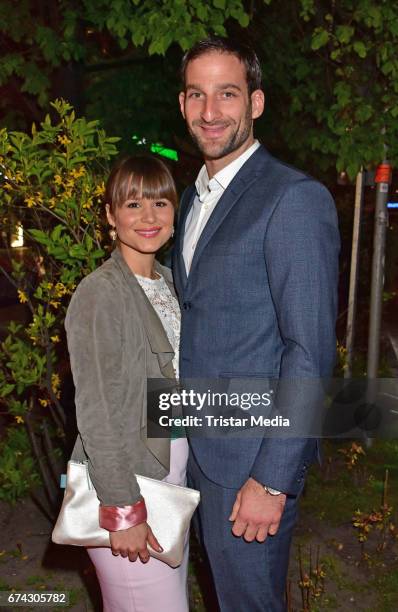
left=65, top=248, right=175, bottom=506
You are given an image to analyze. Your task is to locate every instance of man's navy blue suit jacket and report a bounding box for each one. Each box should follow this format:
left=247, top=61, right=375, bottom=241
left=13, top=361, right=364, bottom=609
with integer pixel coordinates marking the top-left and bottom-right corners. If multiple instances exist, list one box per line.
left=172, top=145, right=340, bottom=495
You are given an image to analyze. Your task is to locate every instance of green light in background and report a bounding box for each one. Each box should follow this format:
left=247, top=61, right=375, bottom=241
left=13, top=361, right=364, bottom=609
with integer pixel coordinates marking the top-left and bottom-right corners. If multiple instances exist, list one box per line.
left=131, top=134, right=179, bottom=161
left=150, top=143, right=179, bottom=161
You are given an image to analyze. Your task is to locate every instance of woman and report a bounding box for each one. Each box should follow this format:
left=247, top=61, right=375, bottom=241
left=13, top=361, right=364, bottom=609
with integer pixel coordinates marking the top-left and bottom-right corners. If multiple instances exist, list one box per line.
left=65, top=156, right=189, bottom=612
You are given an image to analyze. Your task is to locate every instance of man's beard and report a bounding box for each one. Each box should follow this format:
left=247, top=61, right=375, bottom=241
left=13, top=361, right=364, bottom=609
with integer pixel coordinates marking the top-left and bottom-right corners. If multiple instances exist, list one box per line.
left=188, top=104, right=253, bottom=161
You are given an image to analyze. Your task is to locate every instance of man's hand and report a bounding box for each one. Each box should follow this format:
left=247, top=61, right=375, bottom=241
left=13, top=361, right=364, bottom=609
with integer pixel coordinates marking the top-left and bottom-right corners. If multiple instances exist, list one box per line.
left=110, top=522, right=163, bottom=563
left=229, top=477, right=287, bottom=542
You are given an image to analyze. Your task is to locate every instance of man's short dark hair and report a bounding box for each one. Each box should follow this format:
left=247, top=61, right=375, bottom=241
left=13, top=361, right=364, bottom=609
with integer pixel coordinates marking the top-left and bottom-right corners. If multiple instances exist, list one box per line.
left=180, top=36, right=262, bottom=95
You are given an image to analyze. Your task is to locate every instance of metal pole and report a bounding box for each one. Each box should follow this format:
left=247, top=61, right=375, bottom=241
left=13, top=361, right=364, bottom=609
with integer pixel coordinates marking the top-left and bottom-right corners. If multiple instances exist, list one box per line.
left=364, top=162, right=391, bottom=448
left=345, top=169, right=365, bottom=378
left=367, top=161, right=391, bottom=379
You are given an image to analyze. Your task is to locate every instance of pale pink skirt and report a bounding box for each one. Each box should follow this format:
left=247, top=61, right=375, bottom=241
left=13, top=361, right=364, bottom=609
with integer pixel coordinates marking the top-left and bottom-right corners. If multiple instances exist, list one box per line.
left=88, top=438, right=190, bottom=612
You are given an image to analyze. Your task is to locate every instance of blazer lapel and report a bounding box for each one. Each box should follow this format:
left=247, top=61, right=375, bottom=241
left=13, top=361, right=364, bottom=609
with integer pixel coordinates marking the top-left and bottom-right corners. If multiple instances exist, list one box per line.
left=188, top=147, right=269, bottom=278
left=108, top=250, right=172, bottom=471
left=111, top=249, right=175, bottom=380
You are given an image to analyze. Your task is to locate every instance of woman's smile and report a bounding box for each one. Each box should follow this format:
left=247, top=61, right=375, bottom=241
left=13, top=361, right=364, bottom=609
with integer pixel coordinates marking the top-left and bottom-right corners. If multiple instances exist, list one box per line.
left=134, top=227, right=162, bottom=238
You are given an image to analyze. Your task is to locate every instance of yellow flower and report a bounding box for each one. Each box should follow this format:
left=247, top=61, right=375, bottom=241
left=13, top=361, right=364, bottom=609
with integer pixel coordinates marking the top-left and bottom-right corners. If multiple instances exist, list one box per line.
left=57, top=134, right=71, bottom=146
left=25, top=196, right=36, bottom=208
left=49, top=300, right=60, bottom=309
left=50, top=335, right=60, bottom=343
left=3, top=182, right=13, bottom=191
left=94, top=182, right=105, bottom=197
left=70, top=166, right=85, bottom=179
left=48, top=197, right=57, bottom=209
left=39, top=398, right=49, bottom=407
left=54, top=174, right=63, bottom=185
left=51, top=373, right=60, bottom=387
left=83, top=199, right=93, bottom=209
left=14, top=415, right=24, bottom=424
left=54, top=282, right=68, bottom=297
left=14, top=171, right=23, bottom=183
left=17, top=290, right=28, bottom=303
left=51, top=373, right=61, bottom=396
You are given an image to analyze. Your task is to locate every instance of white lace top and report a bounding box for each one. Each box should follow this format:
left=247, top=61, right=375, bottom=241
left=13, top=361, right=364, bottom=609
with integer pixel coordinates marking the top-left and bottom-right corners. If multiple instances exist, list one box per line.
left=135, top=273, right=180, bottom=379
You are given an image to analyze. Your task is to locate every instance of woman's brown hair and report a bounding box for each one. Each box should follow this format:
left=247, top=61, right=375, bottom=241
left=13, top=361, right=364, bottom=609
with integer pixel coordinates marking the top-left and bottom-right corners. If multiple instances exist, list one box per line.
left=105, top=155, right=178, bottom=214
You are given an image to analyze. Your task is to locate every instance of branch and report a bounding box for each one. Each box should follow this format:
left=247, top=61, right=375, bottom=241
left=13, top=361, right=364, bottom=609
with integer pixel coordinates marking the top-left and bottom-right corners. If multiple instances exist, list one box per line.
left=0, top=265, right=34, bottom=315
left=44, top=338, right=66, bottom=428
left=41, top=418, right=62, bottom=484
left=36, top=203, right=83, bottom=242
left=25, top=407, right=58, bottom=508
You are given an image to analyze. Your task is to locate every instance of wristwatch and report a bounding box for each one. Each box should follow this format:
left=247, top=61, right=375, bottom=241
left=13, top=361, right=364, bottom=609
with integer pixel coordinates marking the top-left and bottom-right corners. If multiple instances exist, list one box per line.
left=263, top=485, right=282, bottom=496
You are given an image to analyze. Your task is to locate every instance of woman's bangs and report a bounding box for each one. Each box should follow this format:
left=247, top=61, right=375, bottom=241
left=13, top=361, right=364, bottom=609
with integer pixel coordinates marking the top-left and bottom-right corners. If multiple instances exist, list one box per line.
left=126, top=172, right=175, bottom=204
left=107, top=156, right=177, bottom=209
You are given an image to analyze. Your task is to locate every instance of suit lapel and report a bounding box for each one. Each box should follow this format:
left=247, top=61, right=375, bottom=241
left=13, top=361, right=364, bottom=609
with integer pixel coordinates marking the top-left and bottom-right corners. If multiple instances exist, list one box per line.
left=188, top=147, right=269, bottom=278
left=173, top=185, right=195, bottom=291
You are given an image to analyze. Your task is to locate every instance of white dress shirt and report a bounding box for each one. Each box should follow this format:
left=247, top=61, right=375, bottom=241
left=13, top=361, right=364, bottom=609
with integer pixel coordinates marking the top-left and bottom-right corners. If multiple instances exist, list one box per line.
left=182, top=140, right=261, bottom=274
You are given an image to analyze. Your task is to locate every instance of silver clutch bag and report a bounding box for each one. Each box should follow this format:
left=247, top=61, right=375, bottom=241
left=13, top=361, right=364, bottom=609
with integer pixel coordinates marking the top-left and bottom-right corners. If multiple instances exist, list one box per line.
left=52, top=461, right=200, bottom=568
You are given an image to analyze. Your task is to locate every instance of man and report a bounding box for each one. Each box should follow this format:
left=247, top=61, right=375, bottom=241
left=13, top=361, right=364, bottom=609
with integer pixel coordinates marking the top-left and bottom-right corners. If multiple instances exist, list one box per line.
left=173, top=36, right=339, bottom=611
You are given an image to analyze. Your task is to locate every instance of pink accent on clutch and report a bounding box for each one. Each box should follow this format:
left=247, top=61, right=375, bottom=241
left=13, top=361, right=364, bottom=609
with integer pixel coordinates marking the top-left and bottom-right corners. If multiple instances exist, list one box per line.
left=99, top=499, right=147, bottom=531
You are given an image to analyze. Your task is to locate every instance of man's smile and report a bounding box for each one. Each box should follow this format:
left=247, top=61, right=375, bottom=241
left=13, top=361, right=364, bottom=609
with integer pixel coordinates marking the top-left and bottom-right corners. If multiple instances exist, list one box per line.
left=195, top=122, right=231, bottom=139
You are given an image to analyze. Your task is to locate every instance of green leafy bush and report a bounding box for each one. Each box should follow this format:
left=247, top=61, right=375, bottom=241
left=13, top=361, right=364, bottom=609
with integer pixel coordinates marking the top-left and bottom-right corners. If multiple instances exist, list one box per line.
left=0, top=99, right=119, bottom=504
left=0, top=427, right=40, bottom=503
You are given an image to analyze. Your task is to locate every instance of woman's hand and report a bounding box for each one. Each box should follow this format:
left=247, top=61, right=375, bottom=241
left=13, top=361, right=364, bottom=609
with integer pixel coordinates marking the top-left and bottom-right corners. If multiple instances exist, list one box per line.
left=109, top=522, right=163, bottom=563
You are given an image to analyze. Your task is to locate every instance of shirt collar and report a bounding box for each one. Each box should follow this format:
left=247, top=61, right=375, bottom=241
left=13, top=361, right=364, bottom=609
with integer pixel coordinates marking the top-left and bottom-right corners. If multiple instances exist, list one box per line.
left=195, top=164, right=213, bottom=202
left=195, top=140, right=260, bottom=202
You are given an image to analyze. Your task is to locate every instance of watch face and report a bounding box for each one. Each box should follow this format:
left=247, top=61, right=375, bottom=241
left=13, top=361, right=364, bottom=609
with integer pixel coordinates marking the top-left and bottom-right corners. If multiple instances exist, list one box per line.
left=264, top=486, right=281, bottom=495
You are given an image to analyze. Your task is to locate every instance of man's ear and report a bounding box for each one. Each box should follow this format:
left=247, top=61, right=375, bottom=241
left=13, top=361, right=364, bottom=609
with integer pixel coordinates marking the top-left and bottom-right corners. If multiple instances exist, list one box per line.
left=251, top=89, right=265, bottom=120
left=179, top=91, right=186, bottom=119
left=105, top=203, right=115, bottom=227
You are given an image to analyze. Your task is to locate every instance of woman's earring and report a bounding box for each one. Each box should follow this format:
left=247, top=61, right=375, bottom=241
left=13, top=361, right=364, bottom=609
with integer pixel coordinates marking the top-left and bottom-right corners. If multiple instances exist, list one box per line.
left=109, top=227, right=117, bottom=241
left=171, top=228, right=175, bottom=238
